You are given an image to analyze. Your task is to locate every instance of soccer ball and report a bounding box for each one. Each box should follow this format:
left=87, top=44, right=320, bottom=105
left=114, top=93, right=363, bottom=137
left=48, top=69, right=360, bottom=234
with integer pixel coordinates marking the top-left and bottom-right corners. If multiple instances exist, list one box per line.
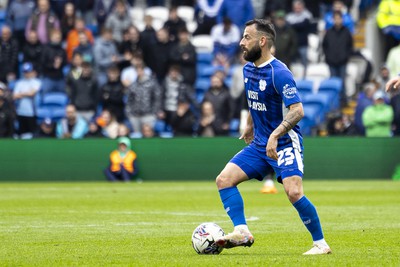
left=192, top=222, right=225, bottom=254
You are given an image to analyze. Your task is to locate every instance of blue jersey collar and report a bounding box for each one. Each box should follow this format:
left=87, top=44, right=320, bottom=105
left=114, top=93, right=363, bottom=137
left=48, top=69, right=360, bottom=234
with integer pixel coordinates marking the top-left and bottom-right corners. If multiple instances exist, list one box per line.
left=253, top=56, right=275, bottom=68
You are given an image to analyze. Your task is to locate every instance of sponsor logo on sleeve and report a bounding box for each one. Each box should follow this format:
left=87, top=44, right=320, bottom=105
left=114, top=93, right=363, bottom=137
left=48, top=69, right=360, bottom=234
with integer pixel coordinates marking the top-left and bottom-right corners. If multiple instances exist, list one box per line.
left=282, top=84, right=297, bottom=99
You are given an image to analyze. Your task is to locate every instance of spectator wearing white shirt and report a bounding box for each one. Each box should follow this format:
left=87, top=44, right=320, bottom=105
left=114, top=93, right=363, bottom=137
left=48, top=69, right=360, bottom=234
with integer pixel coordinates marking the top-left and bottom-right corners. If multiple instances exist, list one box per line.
left=211, top=17, right=241, bottom=63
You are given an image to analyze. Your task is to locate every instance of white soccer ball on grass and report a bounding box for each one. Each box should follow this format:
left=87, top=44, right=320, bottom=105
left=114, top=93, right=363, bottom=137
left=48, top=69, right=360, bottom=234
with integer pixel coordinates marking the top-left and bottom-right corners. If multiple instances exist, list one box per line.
left=191, top=222, right=225, bottom=254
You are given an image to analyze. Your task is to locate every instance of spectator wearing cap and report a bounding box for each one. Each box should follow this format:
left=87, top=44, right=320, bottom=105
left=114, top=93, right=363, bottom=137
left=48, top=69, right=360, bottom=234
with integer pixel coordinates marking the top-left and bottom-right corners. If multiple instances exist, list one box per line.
left=12, top=62, right=41, bottom=138
left=34, top=117, right=56, bottom=138
left=362, top=91, right=394, bottom=137
left=273, top=10, right=297, bottom=69
left=104, top=137, right=138, bottom=182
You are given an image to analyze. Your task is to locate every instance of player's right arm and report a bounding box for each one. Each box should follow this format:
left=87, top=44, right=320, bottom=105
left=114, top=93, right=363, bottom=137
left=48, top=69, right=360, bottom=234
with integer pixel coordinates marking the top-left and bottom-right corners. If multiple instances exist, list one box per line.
left=239, top=112, right=254, bottom=144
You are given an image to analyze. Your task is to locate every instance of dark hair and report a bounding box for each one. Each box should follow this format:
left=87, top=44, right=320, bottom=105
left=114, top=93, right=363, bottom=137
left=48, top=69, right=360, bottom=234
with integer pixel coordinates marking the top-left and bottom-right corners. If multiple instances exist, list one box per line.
left=245, top=19, right=276, bottom=48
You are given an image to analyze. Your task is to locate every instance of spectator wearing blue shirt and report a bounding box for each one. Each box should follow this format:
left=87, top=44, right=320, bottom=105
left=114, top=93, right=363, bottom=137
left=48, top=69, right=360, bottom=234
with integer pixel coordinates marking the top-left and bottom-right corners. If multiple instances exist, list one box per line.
left=324, top=0, right=355, bottom=34
left=217, top=0, right=254, bottom=32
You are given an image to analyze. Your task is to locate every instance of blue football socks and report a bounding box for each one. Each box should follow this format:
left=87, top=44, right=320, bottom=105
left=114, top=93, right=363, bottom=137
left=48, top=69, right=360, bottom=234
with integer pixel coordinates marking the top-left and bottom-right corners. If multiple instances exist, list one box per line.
left=219, top=186, right=246, bottom=226
left=293, top=196, right=324, bottom=241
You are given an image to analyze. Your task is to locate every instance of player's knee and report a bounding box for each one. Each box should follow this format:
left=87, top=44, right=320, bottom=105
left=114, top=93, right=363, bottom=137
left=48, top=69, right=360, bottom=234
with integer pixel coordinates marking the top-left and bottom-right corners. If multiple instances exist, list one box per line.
left=285, top=187, right=303, bottom=203
left=216, top=173, right=232, bottom=189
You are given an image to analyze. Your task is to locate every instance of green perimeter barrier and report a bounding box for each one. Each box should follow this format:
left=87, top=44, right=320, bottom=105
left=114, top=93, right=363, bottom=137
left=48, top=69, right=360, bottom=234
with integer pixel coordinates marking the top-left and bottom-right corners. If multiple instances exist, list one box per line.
left=0, top=137, right=399, bottom=181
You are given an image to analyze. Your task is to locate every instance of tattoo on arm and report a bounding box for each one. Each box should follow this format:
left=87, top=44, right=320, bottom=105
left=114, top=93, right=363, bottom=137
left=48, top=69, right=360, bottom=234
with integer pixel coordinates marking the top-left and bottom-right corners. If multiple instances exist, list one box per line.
left=271, top=103, right=304, bottom=138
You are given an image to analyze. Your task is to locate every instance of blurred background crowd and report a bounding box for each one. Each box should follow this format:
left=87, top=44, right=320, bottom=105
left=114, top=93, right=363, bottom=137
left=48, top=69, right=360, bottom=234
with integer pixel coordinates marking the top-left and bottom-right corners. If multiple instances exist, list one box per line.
left=0, top=0, right=399, bottom=139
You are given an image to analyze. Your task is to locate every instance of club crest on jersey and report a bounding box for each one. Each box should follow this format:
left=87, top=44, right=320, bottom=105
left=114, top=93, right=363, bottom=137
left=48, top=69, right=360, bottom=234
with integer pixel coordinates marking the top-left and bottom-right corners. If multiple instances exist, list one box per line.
left=282, top=84, right=297, bottom=99
left=259, top=79, right=266, bottom=91
left=244, top=78, right=248, bottom=83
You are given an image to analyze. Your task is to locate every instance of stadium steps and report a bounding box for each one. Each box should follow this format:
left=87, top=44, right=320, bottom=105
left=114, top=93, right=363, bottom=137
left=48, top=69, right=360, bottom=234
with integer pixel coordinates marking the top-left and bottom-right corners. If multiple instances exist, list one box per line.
left=354, top=18, right=366, bottom=49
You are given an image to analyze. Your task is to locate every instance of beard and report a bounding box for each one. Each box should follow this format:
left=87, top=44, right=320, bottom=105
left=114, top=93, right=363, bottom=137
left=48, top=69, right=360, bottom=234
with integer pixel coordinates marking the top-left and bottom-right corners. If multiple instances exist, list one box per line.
left=243, top=45, right=262, bottom=62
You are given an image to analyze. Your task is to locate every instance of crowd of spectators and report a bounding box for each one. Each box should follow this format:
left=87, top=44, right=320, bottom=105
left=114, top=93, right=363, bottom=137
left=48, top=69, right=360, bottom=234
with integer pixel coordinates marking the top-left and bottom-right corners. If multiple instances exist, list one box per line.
left=0, top=0, right=398, bottom=140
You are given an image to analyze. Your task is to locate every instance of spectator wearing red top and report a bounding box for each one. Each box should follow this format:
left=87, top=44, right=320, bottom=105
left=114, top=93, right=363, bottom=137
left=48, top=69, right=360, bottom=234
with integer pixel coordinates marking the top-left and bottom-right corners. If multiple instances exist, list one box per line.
left=66, top=18, right=94, bottom=62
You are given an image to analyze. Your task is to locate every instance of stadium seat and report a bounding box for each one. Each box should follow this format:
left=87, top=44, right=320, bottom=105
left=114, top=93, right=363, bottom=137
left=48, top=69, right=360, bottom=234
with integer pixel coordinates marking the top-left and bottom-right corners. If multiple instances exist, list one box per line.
left=302, top=104, right=321, bottom=126
left=197, top=52, right=214, bottom=64
left=296, top=79, right=314, bottom=94
left=197, top=65, right=222, bottom=78
left=196, top=91, right=205, bottom=103
left=229, top=119, right=240, bottom=137
left=305, top=63, right=330, bottom=87
left=195, top=77, right=211, bottom=92
left=0, top=9, right=6, bottom=23
left=145, top=6, right=169, bottom=21
left=130, top=7, right=144, bottom=25
left=191, top=35, right=214, bottom=53
left=86, top=24, right=98, bottom=36
left=318, top=77, right=342, bottom=109
left=307, top=33, right=321, bottom=63
left=145, top=6, right=169, bottom=31
left=302, top=92, right=332, bottom=119
left=177, top=6, right=195, bottom=23
left=297, top=119, right=312, bottom=136
left=36, top=106, right=52, bottom=121
left=41, top=92, right=69, bottom=107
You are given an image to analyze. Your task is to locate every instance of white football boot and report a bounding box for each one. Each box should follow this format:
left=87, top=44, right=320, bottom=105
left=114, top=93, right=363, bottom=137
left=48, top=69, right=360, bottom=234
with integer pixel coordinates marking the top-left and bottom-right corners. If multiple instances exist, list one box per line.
left=215, top=228, right=254, bottom=249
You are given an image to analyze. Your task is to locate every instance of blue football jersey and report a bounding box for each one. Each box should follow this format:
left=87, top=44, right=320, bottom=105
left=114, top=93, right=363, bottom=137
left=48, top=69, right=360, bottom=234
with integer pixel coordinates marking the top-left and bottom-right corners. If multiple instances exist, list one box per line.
left=243, top=57, right=303, bottom=148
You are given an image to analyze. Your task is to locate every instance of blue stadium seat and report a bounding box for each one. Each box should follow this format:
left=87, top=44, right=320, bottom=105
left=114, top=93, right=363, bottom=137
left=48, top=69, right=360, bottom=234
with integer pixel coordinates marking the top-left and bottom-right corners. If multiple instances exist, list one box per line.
left=196, top=90, right=205, bottom=103
left=296, top=79, right=313, bottom=95
left=51, top=107, right=66, bottom=121
left=195, top=77, right=211, bottom=92
left=297, top=119, right=312, bottom=136
left=86, top=24, right=98, bottom=36
left=229, top=118, right=240, bottom=137
left=0, top=10, right=6, bottom=22
left=197, top=52, right=214, bottom=64
left=41, top=92, right=69, bottom=107
left=302, top=92, right=332, bottom=115
left=318, top=78, right=342, bottom=109
left=197, top=65, right=221, bottom=78
left=302, top=104, right=321, bottom=127
left=36, top=106, right=52, bottom=121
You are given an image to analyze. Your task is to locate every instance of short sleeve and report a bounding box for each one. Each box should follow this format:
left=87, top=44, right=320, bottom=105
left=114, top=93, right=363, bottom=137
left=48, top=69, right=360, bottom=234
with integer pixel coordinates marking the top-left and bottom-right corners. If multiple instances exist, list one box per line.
left=273, top=68, right=301, bottom=108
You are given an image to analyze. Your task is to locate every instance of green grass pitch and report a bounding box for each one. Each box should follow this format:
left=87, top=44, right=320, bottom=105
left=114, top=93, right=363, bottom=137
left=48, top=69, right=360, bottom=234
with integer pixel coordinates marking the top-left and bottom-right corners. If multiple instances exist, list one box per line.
left=1, top=180, right=399, bottom=266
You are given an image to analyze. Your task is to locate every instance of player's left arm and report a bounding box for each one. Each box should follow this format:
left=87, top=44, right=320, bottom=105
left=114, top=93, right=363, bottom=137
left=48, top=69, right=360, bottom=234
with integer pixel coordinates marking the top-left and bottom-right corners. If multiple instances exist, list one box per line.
left=267, top=102, right=304, bottom=160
